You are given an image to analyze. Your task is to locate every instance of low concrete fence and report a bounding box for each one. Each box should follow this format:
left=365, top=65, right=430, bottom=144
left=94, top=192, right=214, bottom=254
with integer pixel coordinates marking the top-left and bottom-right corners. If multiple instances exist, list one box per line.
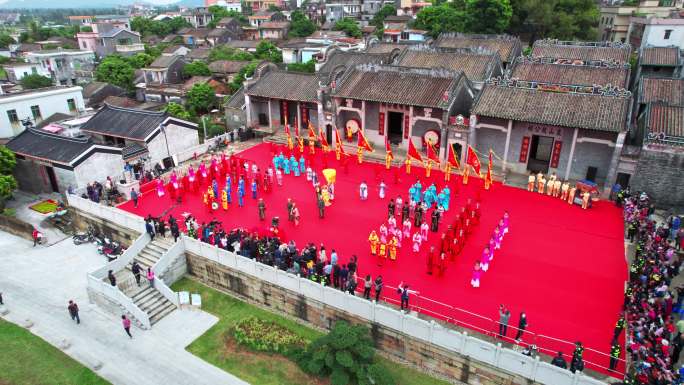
left=0, top=214, right=34, bottom=240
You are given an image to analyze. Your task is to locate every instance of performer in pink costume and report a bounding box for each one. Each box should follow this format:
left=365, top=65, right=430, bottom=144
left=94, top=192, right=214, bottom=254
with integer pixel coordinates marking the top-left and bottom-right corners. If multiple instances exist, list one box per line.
left=412, top=231, right=422, bottom=252
left=156, top=178, right=165, bottom=197
left=211, top=156, right=220, bottom=179
left=471, top=262, right=482, bottom=288
left=394, top=227, right=403, bottom=245
left=420, top=221, right=429, bottom=242
left=170, top=170, right=179, bottom=190
left=379, top=223, right=388, bottom=244
left=387, top=216, right=397, bottom=233
left=480, top=246, right=491, bottom=272
left=502, top=211, right=510, bottom=234
left=402, top=218, right=412, bottom=239
left=488, top=237, right=496, bottom=261
left=198, top=161, right=208, bottom=185
left=493, top=227, right=502, bottom=250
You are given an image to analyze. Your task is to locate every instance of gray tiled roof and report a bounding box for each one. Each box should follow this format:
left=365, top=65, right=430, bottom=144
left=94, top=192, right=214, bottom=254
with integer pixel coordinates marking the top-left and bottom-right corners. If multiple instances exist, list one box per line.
left=645, top=103, right=684, bottom=139
left=246, top=70, right=320, bottom=102
left=639, top=77, right=684, bottom=106
left=472, top=84, right=631, bottom=132
left=396, top=48, right=500, bottom=82
left=6, top=128, right=109, bottom=165
left=80, top=104, right=167, bottom=140
left=511, top=61, right=630, bottom=88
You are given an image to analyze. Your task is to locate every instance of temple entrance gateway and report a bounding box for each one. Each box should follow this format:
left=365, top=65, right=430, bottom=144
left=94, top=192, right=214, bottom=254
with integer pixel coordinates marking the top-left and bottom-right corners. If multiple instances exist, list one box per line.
left=527, top=135, right=554, bottom=173
left=387, top=111, right=403, bottom=144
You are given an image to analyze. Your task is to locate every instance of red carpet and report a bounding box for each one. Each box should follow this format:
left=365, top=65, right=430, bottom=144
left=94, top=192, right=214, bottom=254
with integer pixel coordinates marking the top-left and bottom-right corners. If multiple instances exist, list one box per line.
left=119, top=143, right=627, bottom=375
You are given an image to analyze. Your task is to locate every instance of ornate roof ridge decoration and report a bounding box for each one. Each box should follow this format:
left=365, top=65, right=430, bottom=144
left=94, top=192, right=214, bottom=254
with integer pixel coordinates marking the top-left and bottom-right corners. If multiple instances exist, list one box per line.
left=438, top=32, right=519, bottom=41
left=516, top=55, right=631, bottom=69
left=354, top=63, right=464, bottom=79
left=407, top=44, right=498, bottom=57
left=486, top=74, right=632, bottom=98
left=533, top=39, right=631, bottom=50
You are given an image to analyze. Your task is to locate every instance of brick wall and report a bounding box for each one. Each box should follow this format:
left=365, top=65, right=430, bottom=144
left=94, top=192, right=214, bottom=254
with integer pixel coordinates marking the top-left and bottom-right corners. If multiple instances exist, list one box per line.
left=185, top=251, right=543, bottom=385
left=630, top=146, right=684, bottom=210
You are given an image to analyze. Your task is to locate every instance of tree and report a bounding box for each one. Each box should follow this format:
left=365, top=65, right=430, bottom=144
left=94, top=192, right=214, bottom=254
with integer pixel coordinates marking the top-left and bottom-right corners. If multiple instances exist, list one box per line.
left=370, top=4, right=395, bottom=32
left=20, top=74, right=53, bottom=89
left=229, top=61, right=259, bottom=92
left=0, top=34, right=15, bottom=49
left=183, top=61, right=211, bottom=77
left=333, top=18, right=362, bottom=38
left=0, top=147, right=17, bottom=176
left=165, top=102, right=193, bottom=120
left=287, top=59, right=315, bottom=73
left=508, top=0, right=599, bottom=42
left=210, top=45, right=255, bottom=62
left=463, top=0, right=512, bottom=34
left=413, top=4, right=465, bottom=38
left=0, top=175, right=17, bottom=209
left=127, top=53, right=153, bottom=69
left=289, top=10, right=317, bottom=38
left=206, top=6, right=248, bottom=28
left=256, top=40, right=282, bottom=63
left=187, top=83, right=216, bottom=114
left=295, top=321, right=394, bottom=385
left=95, top=55, right=135, bottom=90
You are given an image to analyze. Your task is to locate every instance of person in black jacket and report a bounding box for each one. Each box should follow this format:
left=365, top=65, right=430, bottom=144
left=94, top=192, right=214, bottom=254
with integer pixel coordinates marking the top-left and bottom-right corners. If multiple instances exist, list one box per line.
left=551, top=352, right=567, bottom=369
left=514, top=312, right=528, bottom=341
left=132, top=261, right=142, bottom=286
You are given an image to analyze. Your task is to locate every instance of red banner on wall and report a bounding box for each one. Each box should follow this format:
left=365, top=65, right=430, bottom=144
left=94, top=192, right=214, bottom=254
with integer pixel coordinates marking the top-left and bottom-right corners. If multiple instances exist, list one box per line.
left=301, top=104, right=308, bottom=128
left=378, top=112, right=385, bottom=135
left=550, top=141, right=563, bottom=168
left=281, top=101, right=288, bottom=124
left=519, top=136, right=530, bottom=162
left=404, top=114, right=410, bottom=139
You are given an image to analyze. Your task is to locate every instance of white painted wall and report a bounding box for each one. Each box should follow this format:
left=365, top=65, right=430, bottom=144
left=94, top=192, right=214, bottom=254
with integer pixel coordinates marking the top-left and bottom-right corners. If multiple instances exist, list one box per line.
left=6, top=63, right=51, bottom=82
left=146, top=123, right=199, bottom=165
left=642, top=24, right=684, bottom=49
left=0, top=87, right=85, bottom=138
left=74, top=151, right=125, bottom=189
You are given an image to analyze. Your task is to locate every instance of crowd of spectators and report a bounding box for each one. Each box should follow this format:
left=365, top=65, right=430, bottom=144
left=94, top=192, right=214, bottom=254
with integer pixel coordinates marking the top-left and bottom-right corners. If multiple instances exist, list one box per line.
left=622, top=192, right=684, bottom=384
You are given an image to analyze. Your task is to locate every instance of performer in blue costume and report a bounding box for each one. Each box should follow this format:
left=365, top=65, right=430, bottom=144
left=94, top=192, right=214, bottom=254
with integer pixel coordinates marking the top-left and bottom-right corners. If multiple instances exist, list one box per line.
left=291, top=156, right=300, bottom=176
left=251, top=179, right=257, bottom=199
left=299, top=156, right=306, bottom=173
left=238, top=181, right=245, bottom=207
left=283, top=157, right=291, bottom=175
left=212, top=179, right=219, bottom=199
left=225, top=180, right=232, bottom=204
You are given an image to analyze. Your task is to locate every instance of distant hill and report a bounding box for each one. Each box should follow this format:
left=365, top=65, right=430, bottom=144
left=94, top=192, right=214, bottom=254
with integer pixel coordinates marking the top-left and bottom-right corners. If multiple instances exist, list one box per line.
left=0, top=0, right=204, bottom=9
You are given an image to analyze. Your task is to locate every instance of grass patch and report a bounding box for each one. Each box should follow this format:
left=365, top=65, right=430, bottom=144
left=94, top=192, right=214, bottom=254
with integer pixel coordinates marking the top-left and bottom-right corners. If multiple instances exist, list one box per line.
left=28, top=199, right=58, bottom=214
left=172, top=277, right=450, bottom=385
left=0, top=319, right=110, bottom=385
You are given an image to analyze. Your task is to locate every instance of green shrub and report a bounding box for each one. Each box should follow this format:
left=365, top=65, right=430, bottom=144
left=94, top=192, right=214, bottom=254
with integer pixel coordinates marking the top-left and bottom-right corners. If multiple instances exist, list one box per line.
left=297, top=321, right=394, bottom=385
left=1, top=208, right=15, bottom=217
left=232, top=317, right=307, bottom=355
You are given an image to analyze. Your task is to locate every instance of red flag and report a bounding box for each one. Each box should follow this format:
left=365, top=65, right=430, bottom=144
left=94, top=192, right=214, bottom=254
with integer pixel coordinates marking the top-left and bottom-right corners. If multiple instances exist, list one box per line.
left=284, top=123, right=291, bottom=139
left=385, top=135, right=393, bottom=160
left=447, top=144, right=460, bottom=168
left=357, top=130, right=373, bottom=152
left=318, top=127, right=330, bottom=149
left=407, top=139, right=423, bottom=163
left=485, top=150, right=493, bottom=186
left=334, top=128, right=347, bottom=154
left=308, top=123, right=316, bottom=140
left=466, top=146, right=481, bottom=175
left=294, top=119, right=299, bottom=138
left=426, top=142, right=440, bottom=164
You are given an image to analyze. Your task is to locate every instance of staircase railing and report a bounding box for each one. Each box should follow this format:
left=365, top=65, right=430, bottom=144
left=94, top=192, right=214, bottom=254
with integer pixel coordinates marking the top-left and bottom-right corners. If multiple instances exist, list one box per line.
left=151, top=239, right=185, bottom=307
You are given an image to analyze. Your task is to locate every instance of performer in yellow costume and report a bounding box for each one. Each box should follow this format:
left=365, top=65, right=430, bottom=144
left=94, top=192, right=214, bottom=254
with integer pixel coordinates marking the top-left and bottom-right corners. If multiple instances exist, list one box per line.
left=527, top=173, right=535, bottom=192
left=221, top=190, right=228, bottom=210
left=388, top=236, right=398, bottom=260
left=368, top=230, right=379, bottom=255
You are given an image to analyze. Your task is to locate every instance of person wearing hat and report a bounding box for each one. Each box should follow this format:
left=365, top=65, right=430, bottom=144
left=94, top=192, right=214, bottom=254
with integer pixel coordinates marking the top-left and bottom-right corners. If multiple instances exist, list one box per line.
left=257, top=199, right=266, bottom=221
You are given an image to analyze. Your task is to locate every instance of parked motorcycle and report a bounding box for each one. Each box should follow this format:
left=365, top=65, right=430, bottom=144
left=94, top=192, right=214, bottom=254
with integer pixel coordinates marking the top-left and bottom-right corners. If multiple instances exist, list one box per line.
left=72, top=226, right=96, bottom=245
left=97, top=236, right=123, bottom=261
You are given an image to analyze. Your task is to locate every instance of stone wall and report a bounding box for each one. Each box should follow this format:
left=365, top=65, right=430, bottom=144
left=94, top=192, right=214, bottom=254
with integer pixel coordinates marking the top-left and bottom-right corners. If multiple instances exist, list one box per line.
left=185, top=252, right=542, bottom=385
left=71, top=207, right=140, bottom=247
left=0, top=214, right=34, bottom=240
left=630, top=146, right=684, bottom=210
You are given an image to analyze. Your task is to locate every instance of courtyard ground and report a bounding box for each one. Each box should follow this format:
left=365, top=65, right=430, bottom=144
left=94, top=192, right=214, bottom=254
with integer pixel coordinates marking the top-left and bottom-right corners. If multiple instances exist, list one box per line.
left=0, top=231, right=248, bottom=385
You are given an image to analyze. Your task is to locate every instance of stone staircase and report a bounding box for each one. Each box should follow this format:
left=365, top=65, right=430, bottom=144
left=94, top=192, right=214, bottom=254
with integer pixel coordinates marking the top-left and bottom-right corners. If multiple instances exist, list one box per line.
left=110, top=237, right=177, bottom=326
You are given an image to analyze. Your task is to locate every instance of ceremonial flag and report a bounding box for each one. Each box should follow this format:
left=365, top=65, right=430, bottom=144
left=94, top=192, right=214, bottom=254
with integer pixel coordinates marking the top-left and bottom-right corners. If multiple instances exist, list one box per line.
left=466, top=145, right=481, bottom=175
left=447, top=144, right=460, bottom=169
left=318, top=127, right=330, bottom=151
left=357, top=129, right=373, bottom=152
left=385, top=135, right=393, bottom=161
left=484, top=150, right=493, bottom=189
left=284, top=120, right=293, bottom=150
left=407, top=139, right=423, bottom=163
left=308, top=122, right=316, bottom=140
left=426, top=142, right=440, bottom=165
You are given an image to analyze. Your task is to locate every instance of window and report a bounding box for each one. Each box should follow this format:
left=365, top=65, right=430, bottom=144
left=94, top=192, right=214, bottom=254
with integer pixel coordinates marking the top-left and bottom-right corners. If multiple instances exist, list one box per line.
left=31, top=67, right=37, bottom=74
left=30, top=105, right=42, bottom=120
left=81, top=41, right=87, bottom=49
left=67, top=98, right=77, bottom=111
left=664, top=29, right=672, bottom=39
left=7, top=109, right=18, bottom=124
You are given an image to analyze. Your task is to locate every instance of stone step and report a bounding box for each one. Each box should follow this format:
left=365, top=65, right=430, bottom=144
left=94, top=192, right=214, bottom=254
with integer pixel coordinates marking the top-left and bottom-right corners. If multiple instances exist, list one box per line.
left=152, top=237, right=174, bottom=248
left=141, top=294, right=171, bottom=315
left=145, top=242, right=168, bottom=255
left=150, top=303, right=176, bottom=325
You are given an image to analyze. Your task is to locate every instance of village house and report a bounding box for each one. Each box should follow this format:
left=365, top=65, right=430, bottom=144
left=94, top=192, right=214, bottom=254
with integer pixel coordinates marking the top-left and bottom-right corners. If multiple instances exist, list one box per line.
left=208, top=60, right=249, bottom=82
left=187, top=48, right=212, bottom=62
left=78, top=104, right=199, bottom=168
left=182, top=7, right=214, bottom=28
left=6, top=125, right=124, bottom=194
left=76, top=23, right=144, bottom=57
left=137, top=55, right=186, bottom=103
left=381, top=15, right=427, bottom=43
left=82, top=82, right=126, bottom=109
left=316, top=49, right=391, bottom=75
left=259, top=21, right=291, bottom=40
left=0, top=86, right=86, bottom=138
left=635, top=46, right=683, bottom=81
left=635, top=77, right=684, bottom=118
left=25, top=49, right=96, bottom=86
left=215, top=17, right=243, bottom=37
left=3, top=62, right=52, bottom=83
left=177, top=28, right=211, bottom=47
left=530, top=39, right=632, bottom=65
left=434, top=33, right=522, bottom=70
left=161, top=45, right=191, bottom=57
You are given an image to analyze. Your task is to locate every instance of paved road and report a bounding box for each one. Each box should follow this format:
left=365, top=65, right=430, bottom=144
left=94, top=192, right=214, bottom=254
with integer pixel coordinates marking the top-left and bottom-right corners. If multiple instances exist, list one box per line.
left=0, top=231, right=249, bottom=385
